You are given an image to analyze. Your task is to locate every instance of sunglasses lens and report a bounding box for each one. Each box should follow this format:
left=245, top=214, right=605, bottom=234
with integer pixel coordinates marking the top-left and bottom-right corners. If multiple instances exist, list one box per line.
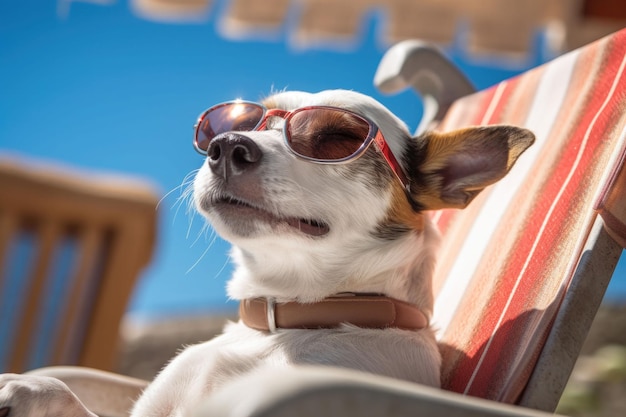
left=286, top=108, right=371, bottom=161
left=195, top=103, right=265, bottom=152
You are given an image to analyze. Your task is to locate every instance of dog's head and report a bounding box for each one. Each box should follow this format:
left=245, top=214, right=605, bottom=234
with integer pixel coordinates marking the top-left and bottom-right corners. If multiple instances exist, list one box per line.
left=193, top=90, right=534, bottom=305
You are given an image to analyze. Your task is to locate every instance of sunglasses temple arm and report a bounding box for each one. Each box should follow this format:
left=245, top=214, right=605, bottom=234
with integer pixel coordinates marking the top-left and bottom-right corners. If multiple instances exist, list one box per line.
left=372, top=131, right=412, bottom=193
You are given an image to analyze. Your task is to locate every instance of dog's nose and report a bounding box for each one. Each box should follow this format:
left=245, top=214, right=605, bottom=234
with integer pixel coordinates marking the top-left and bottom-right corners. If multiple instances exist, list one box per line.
left=207, top=133, right=262, bottom=178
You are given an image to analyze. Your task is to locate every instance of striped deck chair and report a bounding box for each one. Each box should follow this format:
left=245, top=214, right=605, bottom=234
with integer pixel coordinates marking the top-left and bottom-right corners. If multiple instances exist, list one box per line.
left=424, top=29, right=625, bottom=408
left=23, top=29, right=625, bottom=417
left=190, top=29, right=626, bottom=417
left=0, top=156, right=159, bottom=374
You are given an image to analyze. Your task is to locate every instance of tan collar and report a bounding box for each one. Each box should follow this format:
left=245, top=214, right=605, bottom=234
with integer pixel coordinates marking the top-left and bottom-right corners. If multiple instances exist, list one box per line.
left=239, top=294, right=429, bottom=333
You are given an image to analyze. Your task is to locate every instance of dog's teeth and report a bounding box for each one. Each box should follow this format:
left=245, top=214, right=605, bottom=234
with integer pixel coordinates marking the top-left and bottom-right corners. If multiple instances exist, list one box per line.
left=302, top=219, right=323, bottom=228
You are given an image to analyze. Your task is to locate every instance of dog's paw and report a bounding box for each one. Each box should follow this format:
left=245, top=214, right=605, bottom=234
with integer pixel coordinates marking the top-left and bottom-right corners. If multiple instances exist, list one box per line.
left=0, top=374, right=96, bottom=417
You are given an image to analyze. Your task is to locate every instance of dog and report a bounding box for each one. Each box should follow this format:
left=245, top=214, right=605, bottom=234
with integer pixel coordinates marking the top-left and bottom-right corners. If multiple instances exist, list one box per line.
left=0, top=89, right=534, bottom=416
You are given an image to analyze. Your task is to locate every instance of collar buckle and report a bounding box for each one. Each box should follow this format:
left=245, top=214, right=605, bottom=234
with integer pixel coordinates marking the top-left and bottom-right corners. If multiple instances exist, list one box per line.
left=266, top=297, right=277, bottom=333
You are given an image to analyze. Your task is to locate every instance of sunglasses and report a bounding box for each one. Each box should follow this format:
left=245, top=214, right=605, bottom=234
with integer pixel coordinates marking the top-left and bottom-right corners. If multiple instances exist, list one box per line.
left=193, top=100, right=411, bottom=191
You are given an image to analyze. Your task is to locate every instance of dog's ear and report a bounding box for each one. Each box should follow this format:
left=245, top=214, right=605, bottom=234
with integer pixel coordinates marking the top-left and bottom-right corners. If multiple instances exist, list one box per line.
left=411, top=125, right=535, bottom=210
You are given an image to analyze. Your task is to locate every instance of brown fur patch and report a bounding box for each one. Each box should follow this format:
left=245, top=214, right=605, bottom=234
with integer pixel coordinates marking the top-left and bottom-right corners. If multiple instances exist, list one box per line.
left=262, top=97, right=277, bottom=109
left=383, top=184, right=425, bottom=232
left=411, top=126, right=534, bottom=210
left=409, top=129, right=474, bottom=210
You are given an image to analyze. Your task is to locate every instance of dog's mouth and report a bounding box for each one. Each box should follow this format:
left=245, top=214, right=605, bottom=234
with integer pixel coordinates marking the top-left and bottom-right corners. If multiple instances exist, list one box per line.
left=212, top=195, right=330, bottom=237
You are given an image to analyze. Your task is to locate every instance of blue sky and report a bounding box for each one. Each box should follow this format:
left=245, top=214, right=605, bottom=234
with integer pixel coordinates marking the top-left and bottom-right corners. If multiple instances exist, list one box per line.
left=1, top=0, right=624, bottom=319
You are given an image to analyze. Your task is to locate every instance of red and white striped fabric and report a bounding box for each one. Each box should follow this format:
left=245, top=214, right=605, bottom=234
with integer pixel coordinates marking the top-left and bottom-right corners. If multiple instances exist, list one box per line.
left=431, top=29, right=626, bottom=402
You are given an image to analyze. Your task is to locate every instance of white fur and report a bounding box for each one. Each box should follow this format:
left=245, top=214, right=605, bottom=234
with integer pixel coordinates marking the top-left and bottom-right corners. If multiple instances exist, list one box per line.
left=133, top=90, right=441, bottom=416
left=0, top=374, right=97, bottom=417
left=0, top=90, right=442, bottom=417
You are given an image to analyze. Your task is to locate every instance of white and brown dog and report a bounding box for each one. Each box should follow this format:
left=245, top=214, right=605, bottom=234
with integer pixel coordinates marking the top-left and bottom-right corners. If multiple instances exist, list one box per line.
left=0, top=89, right=534, bottom=416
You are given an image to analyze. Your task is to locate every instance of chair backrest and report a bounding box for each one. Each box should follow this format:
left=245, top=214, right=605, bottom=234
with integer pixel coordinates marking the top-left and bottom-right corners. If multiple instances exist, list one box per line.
left=0, top=156, right=159, bottom=373
left=434, top=31, right=626, bottom=410
left=377, top=28, right=626, bottom=411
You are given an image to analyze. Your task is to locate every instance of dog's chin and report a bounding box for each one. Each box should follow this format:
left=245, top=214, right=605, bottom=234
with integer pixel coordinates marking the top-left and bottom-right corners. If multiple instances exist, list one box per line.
left=208, top=197, right=330, bottom=238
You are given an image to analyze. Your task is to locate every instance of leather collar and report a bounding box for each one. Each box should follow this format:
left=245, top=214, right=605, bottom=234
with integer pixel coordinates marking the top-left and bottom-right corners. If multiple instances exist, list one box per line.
left=239, top=294, right=428, bottom=333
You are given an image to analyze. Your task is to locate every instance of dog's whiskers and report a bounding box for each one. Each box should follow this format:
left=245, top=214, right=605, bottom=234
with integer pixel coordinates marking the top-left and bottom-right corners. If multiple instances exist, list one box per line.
left=189, top=218, right=215, bottom=246
left=159, top=170, right=200, bottom=228
left=179, top=186, right=198, bottom=228
left=159, top=169, right=222, bottom=273
left=186, top=242, right=213, bottom=274
left=186, top=227, right=220, bottom=274
left=158, top=170, right=198, bottom=210
left=212, top=255, right=232, bottom=282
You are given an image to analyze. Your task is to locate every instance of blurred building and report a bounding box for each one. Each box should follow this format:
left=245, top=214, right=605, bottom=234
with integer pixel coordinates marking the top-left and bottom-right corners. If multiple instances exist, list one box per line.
left=127, top=0, right=626, bottom=55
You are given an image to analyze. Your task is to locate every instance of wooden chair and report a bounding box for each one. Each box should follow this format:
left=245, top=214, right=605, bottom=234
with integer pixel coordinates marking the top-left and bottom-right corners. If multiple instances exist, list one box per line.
left=0, top=155, right=159, bottom=374
left=25, top=29, right=626, bottom=417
